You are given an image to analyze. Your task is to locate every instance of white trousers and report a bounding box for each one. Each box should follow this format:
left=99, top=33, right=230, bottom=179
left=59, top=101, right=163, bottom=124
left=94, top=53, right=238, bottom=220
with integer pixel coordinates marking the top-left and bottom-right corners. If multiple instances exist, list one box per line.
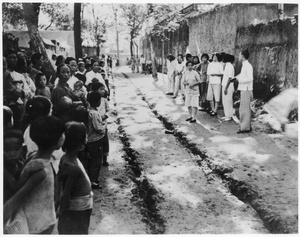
left=167, top=73, right=175, bottom=93
left=222, top=84, right=234, bottom=118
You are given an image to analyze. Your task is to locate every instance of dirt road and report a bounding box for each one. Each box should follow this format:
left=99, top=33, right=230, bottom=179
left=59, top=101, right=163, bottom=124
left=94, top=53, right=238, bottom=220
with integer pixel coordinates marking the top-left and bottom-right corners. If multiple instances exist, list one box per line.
left=88, top=70, right=279, bottom=234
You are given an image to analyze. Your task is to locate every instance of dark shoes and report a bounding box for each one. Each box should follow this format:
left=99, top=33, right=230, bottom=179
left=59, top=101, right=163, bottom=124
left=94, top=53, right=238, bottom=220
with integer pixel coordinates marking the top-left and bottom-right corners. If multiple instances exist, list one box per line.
left=189, top=119, right=197, bottom=123
left=237, top=130, right=251, bottom=134
left=186, top=117, right=192, bottom=121
left=166, top=92, right=173, bottom=95
left=103, top=161, right=109, bottom=166
left=91, top=182, right=102, bottom=189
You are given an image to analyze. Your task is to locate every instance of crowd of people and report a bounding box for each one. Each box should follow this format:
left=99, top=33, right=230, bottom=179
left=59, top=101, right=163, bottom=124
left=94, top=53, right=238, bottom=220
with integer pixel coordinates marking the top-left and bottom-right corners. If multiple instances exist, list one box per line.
left=3, top=49, right=115, bottom=234
left=165, top=50, right=253, bottom=132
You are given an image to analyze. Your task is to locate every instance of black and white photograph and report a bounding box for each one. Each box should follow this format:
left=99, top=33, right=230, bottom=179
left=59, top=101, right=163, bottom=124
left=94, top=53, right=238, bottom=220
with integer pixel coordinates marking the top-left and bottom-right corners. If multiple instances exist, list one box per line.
left=2, top=1, right=298, bottom=234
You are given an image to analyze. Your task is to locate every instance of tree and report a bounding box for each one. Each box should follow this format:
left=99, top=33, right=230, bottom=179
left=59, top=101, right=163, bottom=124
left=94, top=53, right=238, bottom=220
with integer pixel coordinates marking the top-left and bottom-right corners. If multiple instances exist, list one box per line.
left=39, top=3, right=73, bottom=31
left=146, top=4, right=183, bottom=79
left=120, top=4, right=146, bottom=57
left=22, top=3, right=56, bottom=80
left=74, top=3, right=82, bottom=59
left=2, top=3, right=26, bottom=30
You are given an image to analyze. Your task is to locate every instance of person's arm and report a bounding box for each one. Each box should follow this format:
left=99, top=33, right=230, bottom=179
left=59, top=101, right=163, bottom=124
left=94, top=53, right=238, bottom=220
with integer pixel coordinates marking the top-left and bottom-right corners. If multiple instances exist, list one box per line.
left=16, top=162, right=45, bottom=190
left=57, top=166, right=80, bottom=217
left=4, top=169, right=46, bottom=222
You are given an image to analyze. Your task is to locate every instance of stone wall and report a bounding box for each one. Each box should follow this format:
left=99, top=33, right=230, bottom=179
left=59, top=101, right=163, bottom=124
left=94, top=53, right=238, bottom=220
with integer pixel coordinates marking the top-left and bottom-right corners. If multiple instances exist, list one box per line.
left=236, top=19, right=298, bottom=99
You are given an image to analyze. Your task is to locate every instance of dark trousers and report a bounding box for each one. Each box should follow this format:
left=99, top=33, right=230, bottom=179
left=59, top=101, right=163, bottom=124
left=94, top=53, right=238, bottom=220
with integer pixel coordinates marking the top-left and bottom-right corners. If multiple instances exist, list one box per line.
left=86, top=139, right=103, bottom=183
left=58, top=209, right=92, bottom=234
left=102, top=129, right=109, bottom=156
left=142, top=63, right=146, bottom=73
left=105, top=79, right=110, bottom=98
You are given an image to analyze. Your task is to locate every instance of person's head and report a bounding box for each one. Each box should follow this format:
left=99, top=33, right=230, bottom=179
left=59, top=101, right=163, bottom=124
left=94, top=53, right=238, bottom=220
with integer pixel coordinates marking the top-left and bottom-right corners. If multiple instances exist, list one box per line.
left=35, top=72, right=47, bottom=88
left=213, top=53, right=222, bottom=62
left=87, top=91, right=101, bottom=108
left=4, top=106, right=13, bottom=130
left=18, top=51, right=27, bottom=61
left=30, top=116, right=66, bottom=151
left=201, top=53, right=209, bottom=63
left=55, top=55, right=65, bottom=66
left=74, top=80, right=84, bottom=91
left=56, top=64, right=71, bottom=82
left=67, top=58, right=77, bottom=74
left=91, top=60, right=100, bottom=73
left=5, top=49, right=18, bottom=69
left=4, top=129, right=24, bottom=165
left=52, top=54, right=57, bottom=61
left=193, top=56, right=200, bottom=64
left=186, top=61, right=193, bottom=71
left=78, top=61, right=85, bottom=72
left=14, top=57, right=27, bottom=74
left=222, top=54, right=231, bottom=64
left=62, top=121, right=87, bottom=152
left=240, top=49, right=250, bottom=62
left=24, top=96, right=52, bottom=124
left=141, top=54, right=144, bottom=58
left=65, top=57, right=76, bottom=65
left=177, top=54, right=183, bottom=63
left=99, top=61, right=105, bottom=68
left=185, top=53, right=192, bottom=62
left=91, top=81, right=106, bottom=96
left=167, top=54, right=175, bottom=62
left=30, top=52, right=43, bottom=68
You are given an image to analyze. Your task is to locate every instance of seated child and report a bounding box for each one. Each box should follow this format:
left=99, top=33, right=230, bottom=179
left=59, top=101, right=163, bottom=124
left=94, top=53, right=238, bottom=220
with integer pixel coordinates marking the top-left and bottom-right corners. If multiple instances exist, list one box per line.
left=4, top=116, right=66, bottom=234
left=57, top=122, right=93, bottom=234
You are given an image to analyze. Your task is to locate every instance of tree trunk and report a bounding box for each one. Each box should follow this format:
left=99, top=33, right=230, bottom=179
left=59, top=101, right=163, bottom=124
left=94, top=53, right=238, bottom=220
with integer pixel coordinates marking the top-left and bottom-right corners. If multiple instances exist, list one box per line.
left=149, top=36, right=157, bottom=79
left=130, top=37, right=134, bottom=57
left=74, top=3, right=82, bottom=59
left=22, top=3, right=56, bottom=82
left=112, top=5, right=120, bottom=59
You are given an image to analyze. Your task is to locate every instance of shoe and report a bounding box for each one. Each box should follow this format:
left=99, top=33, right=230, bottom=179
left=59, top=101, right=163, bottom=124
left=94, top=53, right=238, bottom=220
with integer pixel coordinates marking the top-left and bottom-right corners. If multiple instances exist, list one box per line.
left=223, top=117, right=232, bottom=121
left=189, top=119, right=197, bottom=123
left=166, top=92, right=173, bottom=95
left=237, top=130, right=251, bottom=134
left=171, top=96, right=177, bottom=99
left=91, top=182, right=102, bottom=189
left=210, top=111, right=217, bottom=116
left=186, top=117, right=192, bottom=121
left=103, top=161, right=109, bottom=166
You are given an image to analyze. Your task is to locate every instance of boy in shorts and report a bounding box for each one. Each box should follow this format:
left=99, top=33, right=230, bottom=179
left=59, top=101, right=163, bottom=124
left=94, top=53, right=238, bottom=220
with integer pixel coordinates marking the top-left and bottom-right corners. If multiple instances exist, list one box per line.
left=183, top=61, right=201, bottom=123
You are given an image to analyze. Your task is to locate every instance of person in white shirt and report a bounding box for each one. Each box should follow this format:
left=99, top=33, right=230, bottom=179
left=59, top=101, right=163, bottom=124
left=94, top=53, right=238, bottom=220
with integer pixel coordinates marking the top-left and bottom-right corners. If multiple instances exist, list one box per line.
left=221, top=54, right=235, bottom=121
left=166, top=54, right=176, bottom=95
left=206, top=53, right=223, bottom=116
left=172, top=54, right=185, bottom=98
left=233, top=50, right=253, bottom=133
left=182, top=61, right=201, bottom=123
left=85, top=60, right=108, bottom=91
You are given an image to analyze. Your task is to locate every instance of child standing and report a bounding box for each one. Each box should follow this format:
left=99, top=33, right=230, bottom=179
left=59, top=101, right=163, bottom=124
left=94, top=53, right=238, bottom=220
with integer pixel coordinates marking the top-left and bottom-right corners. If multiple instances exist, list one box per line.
left=4, top=116, right=66, bottom=234
left=57, top=122, right=93, bottom=234
left=86, top=91, right=106, bottom=189
left=35, top=72, right=51, bottom=100
left=183, top=61, right=201, bottom=123
left=92, top=82, right=110, bottom=166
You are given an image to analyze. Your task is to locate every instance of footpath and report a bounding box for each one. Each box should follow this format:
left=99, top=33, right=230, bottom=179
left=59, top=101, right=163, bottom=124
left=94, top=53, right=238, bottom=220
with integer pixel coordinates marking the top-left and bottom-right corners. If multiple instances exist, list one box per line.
left=114, top=66, right=298, bottom=234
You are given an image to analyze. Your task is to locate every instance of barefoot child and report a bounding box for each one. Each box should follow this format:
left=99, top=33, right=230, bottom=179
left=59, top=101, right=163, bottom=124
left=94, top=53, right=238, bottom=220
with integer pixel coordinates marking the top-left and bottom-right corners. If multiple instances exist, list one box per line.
left=4, top=116, right=66, bottom=234
left=57, top=122, right=93, bottom=234
left=86, top=91, right=106, bottom=189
